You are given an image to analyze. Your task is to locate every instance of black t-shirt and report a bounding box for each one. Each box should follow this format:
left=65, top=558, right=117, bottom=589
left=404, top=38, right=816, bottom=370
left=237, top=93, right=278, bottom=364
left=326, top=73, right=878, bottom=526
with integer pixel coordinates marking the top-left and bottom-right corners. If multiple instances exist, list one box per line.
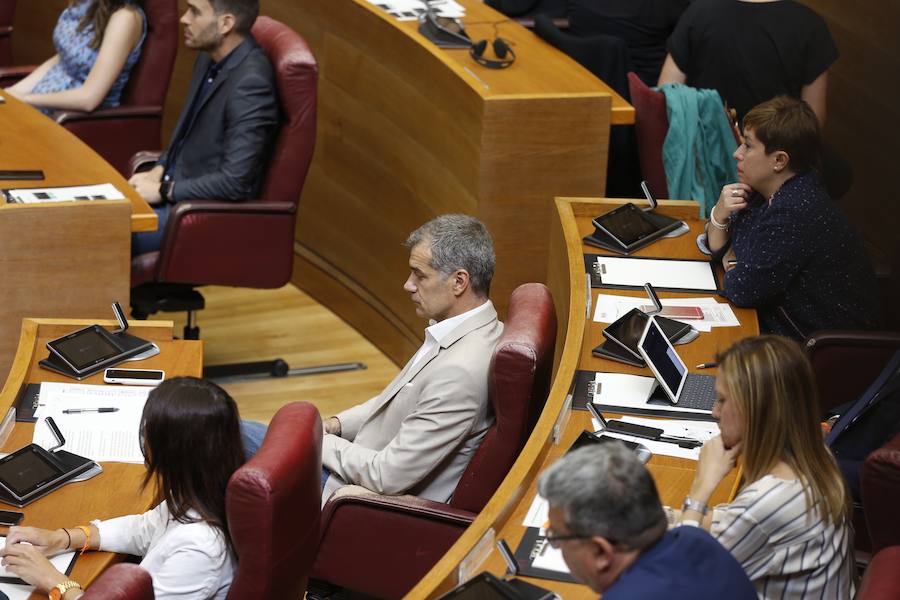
left=667, top=0, right=838, bottom=119
left=569, top=0, right=691, bottom=86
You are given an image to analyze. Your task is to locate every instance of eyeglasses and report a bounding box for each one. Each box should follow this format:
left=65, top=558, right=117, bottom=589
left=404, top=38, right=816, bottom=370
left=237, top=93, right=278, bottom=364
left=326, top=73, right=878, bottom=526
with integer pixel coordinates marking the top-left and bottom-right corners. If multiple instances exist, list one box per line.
left=544, top=530, right=595, bottom=549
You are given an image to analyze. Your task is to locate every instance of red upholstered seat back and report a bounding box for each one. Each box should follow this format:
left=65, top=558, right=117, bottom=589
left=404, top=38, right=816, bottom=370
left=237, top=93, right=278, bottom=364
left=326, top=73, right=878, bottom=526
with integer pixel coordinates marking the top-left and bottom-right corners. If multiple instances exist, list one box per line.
left=628, top=72, right=669, bottom=198
left=862, top=432, right=900, bottom=555
left=251, top=16, right=318, bottom=206
left=450, top=283, right=557, bottom=513
left=226, top=403, right=323, bottom=599
left=0, top=0, right=16, bottom=67
left=81, top=564, right=154, bottom=600
left=121, top=0, right=178, bottom=107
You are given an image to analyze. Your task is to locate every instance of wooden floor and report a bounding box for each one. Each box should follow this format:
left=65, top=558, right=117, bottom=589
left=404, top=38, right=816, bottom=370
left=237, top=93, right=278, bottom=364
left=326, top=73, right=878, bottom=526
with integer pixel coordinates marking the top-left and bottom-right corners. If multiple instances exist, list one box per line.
left=166, top=284, right=401, bottom=423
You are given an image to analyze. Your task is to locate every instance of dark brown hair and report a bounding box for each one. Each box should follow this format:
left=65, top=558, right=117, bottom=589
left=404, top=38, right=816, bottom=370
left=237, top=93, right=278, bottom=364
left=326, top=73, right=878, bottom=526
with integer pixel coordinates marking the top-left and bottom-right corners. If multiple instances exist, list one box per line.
left=76, top=0, right=141, bottom=50
left=210, top=0, right=259, bottom=35
left=140, top=377, right=245, bottom=548
left=742, top=96, right=823, bottom=174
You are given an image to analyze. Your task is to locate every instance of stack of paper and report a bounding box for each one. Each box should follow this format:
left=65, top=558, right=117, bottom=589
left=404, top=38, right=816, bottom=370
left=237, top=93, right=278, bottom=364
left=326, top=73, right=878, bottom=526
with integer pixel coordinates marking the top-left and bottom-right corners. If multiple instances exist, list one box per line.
left=33, top=382, right=151, bottom=463
left=365, top=0, right=465, bottom=21
left=590, top=415, right=719, bottom=460
left=4, top=183, right=124, bottom=204
left=593, top=294, right=740, bottom=332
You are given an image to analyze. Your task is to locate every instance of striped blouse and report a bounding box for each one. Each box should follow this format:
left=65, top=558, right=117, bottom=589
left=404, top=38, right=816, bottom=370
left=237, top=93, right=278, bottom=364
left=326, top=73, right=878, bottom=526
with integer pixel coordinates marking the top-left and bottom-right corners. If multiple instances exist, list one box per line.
left=711, top=475, right=855, bottom=600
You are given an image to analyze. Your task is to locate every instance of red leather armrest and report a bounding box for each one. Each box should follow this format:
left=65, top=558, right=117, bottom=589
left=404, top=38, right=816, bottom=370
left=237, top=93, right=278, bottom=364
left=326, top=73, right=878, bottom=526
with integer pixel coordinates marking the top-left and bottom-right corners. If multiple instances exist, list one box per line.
left=857, top=546, right=900, bottom=600
left=129, top=151, right=163, bottom=176
left=0, top=65, right=36, bottom=88
left=313, top=491, right=475, bottom=599
left=862, top=432, right=900, bottom=554
left=156, top=200, right=298, bottom=288
left=55, top=104, right=163, bottom=124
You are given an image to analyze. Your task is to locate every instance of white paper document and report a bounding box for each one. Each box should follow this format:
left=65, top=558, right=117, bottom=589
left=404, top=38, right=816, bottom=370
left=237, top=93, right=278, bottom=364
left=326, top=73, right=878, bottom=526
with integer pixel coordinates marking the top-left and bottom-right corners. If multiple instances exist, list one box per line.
left=592, top=294, right=739, bottom=332
left=33, top=383, right=150, bottom=463
left=591, top=372, right=710, bottom=416
left=0, top=537, right=76, bottom=598
left=4, top=183, right=125, bottom=204
left=590, top=416, right=719, bottom=460
left=522, top=494, right=550, bottom=528
left=594, top=256, right=718, bottom=292
left=531, top=543, right=570, bottom=573
left=365, top=0, right=465, bottom=20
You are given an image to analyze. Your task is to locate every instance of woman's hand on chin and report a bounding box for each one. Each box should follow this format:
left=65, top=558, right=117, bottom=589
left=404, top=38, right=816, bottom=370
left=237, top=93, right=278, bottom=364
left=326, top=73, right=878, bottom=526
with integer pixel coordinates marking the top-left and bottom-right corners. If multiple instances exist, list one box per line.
left=716, top=183, right=753, bottom=219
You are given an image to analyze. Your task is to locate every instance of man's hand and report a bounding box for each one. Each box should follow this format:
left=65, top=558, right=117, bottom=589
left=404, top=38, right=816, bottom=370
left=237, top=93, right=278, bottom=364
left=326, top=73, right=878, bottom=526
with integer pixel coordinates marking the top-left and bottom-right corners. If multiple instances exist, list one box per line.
left=128, top=166, right=164, bottom=205
left=323, top=416, right=342, bottom=436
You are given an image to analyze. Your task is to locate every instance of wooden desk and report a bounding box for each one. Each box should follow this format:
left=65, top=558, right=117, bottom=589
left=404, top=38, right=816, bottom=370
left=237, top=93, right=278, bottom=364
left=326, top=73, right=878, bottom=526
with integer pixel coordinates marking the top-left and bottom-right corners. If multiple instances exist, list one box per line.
left=0, top=92, right=157, bottom=381
left=0, top=318, right=200, bottom=598
left=407, top=198, right=759, bottom=599
left=270, top=0, right=634, bottom=365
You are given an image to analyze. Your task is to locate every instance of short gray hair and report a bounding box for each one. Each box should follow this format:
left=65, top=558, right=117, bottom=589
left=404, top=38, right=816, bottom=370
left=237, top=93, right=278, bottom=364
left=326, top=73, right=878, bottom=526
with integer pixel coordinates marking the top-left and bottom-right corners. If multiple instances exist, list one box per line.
left=538, top=443, right=667, bottom=551
left=404, top=214, right=495, bottom=297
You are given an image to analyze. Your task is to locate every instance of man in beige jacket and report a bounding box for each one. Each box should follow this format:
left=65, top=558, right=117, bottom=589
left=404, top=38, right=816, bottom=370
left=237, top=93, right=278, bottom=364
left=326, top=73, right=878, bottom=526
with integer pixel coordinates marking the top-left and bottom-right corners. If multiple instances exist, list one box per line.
left=321, top=214, right=503, bottom=504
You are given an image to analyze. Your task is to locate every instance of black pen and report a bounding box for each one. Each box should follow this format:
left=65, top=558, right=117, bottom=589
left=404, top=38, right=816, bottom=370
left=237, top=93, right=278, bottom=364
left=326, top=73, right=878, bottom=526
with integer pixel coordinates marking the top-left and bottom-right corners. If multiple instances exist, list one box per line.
left=696, top=362, right=718, bottom=369
left=62, top=408, right=119, bottom=414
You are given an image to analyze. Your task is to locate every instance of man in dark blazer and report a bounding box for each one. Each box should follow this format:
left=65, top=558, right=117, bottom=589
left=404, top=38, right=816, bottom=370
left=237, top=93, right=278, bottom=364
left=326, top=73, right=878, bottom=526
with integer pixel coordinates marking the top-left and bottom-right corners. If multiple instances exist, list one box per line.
left=129, top=0, right=279, bottom=253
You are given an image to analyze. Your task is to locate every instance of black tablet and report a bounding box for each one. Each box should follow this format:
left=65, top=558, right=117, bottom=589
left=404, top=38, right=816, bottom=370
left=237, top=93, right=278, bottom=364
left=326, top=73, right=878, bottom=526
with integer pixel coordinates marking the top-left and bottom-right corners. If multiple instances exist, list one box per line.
left=591, top=203, right=662, bottom=251
left=46, top=325, right=123, bottom=375
left=0, top=444, right=92, bottom=507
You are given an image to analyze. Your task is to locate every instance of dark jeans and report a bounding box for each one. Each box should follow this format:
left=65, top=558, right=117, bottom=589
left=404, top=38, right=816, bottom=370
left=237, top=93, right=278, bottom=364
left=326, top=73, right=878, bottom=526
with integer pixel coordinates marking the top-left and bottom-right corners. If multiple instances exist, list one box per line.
left=131, top=204, right=170, bottom=256
left=240, top=419, right=330, bottom=490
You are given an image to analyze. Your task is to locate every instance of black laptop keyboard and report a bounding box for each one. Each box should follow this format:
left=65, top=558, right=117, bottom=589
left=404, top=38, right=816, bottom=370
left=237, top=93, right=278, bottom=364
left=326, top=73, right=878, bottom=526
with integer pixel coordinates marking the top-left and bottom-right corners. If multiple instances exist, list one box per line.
left=676, top=374, right=717, bottom=410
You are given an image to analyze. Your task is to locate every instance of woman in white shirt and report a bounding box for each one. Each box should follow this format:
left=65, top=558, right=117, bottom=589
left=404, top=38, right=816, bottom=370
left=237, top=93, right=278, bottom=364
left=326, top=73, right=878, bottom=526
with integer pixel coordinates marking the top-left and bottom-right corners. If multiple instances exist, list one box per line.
left=0, top=377, right=245, bottom=600
left=677, top=335, right=855, bottom=599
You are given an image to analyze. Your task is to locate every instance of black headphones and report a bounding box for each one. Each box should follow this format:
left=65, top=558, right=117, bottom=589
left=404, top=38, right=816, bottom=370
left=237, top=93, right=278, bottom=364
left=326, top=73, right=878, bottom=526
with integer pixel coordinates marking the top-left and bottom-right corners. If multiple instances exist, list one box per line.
left=469, top=38, right=515, bottom=69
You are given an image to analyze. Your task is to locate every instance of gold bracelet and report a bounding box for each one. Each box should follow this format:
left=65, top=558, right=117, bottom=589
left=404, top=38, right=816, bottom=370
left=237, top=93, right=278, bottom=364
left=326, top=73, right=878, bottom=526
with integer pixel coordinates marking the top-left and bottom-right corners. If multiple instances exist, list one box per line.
left=75, top=525, right=91, bottom=555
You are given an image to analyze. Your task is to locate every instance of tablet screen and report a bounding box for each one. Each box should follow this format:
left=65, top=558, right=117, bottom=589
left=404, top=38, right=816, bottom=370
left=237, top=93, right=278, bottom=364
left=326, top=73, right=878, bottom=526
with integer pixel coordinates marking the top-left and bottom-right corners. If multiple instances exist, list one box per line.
left=0, top=447, right=62, bottom=498
left=594, top=204, right=659, bottom=247
left=639, top=318, right=688, bottom=402
left=49, top=327, right=119, bottom=371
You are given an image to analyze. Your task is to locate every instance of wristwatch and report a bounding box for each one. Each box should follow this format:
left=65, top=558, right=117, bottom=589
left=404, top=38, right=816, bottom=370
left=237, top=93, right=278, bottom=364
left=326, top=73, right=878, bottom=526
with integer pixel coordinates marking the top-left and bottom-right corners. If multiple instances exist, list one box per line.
left=159, top=179, right=174, bottom=204
left=49, top=580, right=82, bottom=600
left=681, top=496, right=709, bottom=516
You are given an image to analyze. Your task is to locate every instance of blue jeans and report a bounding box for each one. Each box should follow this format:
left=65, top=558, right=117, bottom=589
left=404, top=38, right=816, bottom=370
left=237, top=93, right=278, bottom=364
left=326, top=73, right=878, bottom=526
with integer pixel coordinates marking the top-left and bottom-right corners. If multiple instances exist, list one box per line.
left=131, top=204, right=170, bottom=256
left=240, top=419, right=330, bottom=489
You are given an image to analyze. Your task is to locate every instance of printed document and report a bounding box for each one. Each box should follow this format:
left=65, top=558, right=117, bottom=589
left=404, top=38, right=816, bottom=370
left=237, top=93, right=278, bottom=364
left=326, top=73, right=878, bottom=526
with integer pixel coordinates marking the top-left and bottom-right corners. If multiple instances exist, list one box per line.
left=4, top=183, right=125, bottom=204
left=590, top=415, right=719, bottom=460
left=593, top=294, right=739, bottom=332
left=33, top=382, right=150, bottom=463
left=594, top=256, right=718, bottom=291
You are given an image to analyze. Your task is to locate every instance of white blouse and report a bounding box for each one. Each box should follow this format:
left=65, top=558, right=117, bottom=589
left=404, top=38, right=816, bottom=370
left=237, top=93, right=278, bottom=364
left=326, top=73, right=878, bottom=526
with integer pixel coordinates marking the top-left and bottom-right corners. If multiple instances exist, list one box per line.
left=94, top=502, right=235, bottom=600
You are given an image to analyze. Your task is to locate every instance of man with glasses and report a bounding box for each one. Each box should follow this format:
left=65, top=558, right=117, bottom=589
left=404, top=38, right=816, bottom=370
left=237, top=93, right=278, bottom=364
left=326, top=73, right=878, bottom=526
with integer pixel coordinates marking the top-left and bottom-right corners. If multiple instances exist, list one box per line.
left=538, top=444, right=755, bottom=599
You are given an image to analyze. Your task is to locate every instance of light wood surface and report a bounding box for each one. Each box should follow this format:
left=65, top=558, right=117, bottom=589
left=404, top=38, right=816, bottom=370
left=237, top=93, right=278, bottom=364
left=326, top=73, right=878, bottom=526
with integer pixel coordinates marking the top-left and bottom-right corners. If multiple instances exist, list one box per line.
left=274, top=0, right=630, bottom=365
left=0, top=318, right=201, bottom=598
left=0, top=92, right=158, bottom=382
left=408, top=197, right=759, bottom=599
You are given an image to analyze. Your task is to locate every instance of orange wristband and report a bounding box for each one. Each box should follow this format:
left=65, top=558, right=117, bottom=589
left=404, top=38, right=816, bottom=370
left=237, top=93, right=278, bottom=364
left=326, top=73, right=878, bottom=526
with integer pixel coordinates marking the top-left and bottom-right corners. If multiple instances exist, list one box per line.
left=75, top=525, right=91, bottom=555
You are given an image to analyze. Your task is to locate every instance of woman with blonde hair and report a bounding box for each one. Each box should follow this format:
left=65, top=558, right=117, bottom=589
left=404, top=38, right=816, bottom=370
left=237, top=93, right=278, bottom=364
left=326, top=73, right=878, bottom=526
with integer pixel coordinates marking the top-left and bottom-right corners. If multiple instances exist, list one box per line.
left=5, top=0, right=145, bottom=113
left=677, top=335, right=855, bottom=599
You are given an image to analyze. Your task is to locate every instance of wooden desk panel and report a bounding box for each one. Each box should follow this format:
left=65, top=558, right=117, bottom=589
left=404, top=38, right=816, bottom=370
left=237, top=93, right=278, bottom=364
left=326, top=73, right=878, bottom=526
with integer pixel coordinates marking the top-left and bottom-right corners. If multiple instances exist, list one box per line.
left=272, top=0, right=630, bottom=366
left=408, top=198, right=759, bottom=599
left=0, top=93, right=158, bottom=381
left=0, top=319, right=201, bottom=598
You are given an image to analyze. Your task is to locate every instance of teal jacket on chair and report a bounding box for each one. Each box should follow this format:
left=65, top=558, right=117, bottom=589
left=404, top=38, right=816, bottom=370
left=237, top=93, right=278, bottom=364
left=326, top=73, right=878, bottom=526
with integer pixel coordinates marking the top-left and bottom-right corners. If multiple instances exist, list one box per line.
left=660, top=83, right=738, bottom=217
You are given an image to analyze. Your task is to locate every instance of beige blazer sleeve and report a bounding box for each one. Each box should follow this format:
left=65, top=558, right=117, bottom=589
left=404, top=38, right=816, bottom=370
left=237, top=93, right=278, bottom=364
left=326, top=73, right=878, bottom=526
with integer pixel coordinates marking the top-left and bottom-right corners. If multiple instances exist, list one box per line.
left=322, top=360, right=485, bottom=495
left=335, top=394, right=380, bottom=441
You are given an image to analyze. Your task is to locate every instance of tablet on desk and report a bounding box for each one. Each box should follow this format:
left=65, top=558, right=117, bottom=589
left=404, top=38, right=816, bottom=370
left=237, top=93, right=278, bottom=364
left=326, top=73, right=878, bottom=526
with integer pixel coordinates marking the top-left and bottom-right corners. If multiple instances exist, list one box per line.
left=46, top=324, right=153, bottom=378
left=0, top=444, right=94, bottom=507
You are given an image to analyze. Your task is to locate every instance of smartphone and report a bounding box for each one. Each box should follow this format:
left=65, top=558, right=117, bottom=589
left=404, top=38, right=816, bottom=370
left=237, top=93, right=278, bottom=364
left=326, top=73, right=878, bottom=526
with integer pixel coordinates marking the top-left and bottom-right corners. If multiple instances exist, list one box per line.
left=604, top=420, right=663, bottom=440
left=0, top=510, right=24, bottom=526
left=103, top=368, right=165, bottom=386
left=638, top=305, right=705, bottom=320
left=0, top=170, right=45, bottom=181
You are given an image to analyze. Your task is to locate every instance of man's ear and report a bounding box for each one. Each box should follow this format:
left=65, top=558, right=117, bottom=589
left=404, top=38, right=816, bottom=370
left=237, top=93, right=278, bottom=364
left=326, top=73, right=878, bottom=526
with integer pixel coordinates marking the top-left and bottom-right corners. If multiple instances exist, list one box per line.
left=451, top=269, right=471, bottom=297
left=218, top=12, right=236, bottom=36
left=589, top=535, right=616, bottom=573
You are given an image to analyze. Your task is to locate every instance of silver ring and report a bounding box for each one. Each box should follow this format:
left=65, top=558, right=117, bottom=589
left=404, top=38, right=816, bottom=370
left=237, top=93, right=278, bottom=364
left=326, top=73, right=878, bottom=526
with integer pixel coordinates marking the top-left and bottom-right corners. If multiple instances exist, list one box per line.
left=731, top=189, right=738, bottom=197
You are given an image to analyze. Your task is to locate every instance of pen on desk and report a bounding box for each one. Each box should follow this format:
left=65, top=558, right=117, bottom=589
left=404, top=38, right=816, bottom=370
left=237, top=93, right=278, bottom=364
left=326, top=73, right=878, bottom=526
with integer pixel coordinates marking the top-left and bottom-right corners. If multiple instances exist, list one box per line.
left=696, top=362, right=718, bottom=369
left=62, top=408, right=119, bottom=414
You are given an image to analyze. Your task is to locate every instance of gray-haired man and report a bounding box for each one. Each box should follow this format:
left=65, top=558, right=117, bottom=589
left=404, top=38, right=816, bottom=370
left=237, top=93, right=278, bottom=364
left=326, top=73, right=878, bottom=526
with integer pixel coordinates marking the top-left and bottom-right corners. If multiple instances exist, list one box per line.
left=320, top=214, right=503, bottom=503
left=539, top=444, right=755, bottom=599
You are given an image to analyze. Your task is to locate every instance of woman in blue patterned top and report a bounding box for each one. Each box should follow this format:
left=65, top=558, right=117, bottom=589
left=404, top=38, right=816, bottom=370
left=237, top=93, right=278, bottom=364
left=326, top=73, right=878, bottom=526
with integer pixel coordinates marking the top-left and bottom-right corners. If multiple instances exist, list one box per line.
left=706, top=96, right=881, bottom=338
left=4, top=0, right=145, bottom=114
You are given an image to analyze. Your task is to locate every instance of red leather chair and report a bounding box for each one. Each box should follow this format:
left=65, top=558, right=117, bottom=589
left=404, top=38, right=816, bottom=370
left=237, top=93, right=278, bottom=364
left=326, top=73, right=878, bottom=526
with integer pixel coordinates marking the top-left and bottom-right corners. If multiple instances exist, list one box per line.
left=226, top=402, right=322, bottom=600
left=0, top=0, right=14, bottom=67
left=81, top=564, right=154, bottom=599
left=861, top=432, right=900, bottom=555
left=627, top=72, right=669, bottom=198
left=310, top=283, right=557, bottom=599
left=805, top=330, right=900, bottom=415
left=129, top=16, right=318, bottom=378
left=856, top=546, right=900, bottom=600
left=0, top=0, right=178, bottom=175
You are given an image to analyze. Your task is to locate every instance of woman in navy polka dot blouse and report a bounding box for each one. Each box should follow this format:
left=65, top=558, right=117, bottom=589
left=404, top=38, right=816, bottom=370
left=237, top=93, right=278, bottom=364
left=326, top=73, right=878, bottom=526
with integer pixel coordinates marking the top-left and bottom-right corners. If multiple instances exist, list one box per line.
left=706, top=96, right=881, bottom=338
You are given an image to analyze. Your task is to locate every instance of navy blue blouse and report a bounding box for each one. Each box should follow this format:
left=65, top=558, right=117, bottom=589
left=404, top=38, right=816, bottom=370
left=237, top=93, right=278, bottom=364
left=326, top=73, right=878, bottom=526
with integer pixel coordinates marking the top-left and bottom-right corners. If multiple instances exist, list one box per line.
left=725, top=171, right=881, bottom=337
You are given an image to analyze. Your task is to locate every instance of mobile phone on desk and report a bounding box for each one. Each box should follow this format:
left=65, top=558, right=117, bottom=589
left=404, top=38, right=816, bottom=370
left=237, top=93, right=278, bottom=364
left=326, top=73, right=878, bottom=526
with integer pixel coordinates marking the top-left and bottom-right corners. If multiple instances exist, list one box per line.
left=604, top=420, right=664, bottom=440
left=104, top=368, right=165, bottom=386
left=638, top=305, right=705, bottom=320
left=0, top=510, right=24, bottom=526
left=0, top=170, right=45, bottom=180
